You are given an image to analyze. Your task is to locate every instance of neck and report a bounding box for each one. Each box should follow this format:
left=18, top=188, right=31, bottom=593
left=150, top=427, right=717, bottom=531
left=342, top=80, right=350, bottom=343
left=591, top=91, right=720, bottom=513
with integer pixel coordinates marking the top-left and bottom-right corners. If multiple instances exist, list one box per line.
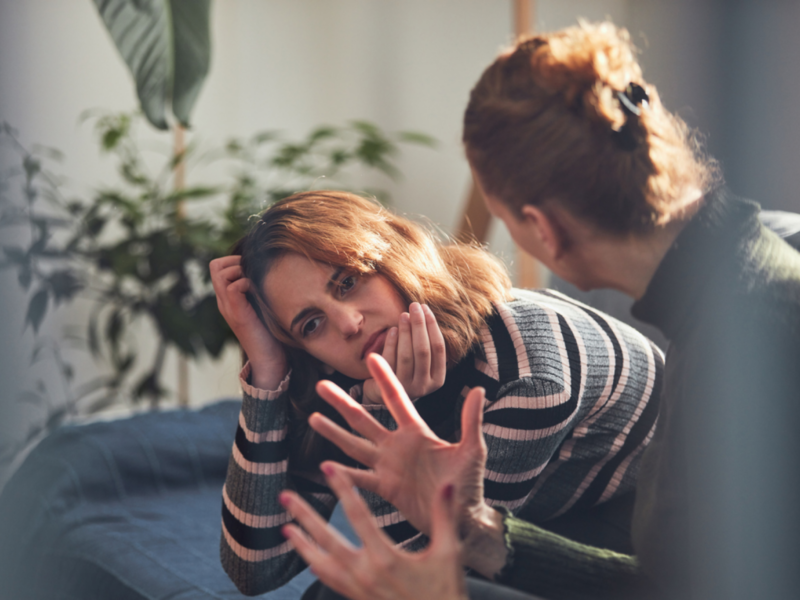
left=559, top=190, right=704, bottom=299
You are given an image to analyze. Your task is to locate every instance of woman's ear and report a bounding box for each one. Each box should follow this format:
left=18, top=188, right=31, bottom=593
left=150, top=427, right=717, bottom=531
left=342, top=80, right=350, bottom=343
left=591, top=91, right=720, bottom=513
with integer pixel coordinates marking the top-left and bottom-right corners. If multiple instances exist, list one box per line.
left=519, top=204, right=568, bottom=261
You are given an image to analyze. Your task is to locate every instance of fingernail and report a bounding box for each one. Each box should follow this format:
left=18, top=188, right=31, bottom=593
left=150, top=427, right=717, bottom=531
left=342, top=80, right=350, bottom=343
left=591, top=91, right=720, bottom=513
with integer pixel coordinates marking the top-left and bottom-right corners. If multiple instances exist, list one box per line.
left=279, top=492, right=291, bottom=507
left=321, top=463, right=335, bottom=477
left=443, top=484, right=454, bottom=502
left=388, top=327, right=397, bottom=338
left=400, top=313, right=410, bottom=323
left=411, top=302, right=421, bottom=313
left=281, top=525, right=292, bottom=539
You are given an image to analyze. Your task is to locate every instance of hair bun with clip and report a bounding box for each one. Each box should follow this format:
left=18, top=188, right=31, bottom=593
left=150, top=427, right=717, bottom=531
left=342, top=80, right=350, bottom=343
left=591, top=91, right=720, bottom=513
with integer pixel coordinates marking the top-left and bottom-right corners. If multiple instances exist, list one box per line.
left=614, top=82, right=649, bottom=151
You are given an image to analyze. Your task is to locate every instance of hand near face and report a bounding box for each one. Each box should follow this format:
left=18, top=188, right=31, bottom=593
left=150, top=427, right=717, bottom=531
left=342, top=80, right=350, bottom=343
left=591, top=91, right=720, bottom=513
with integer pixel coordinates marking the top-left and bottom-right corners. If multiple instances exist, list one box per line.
left=281, top=465, right=468, bottom=600
left=362, top=302, right=447, bottom=405
left=311, top=354, right=488, bottom=539
left=210, top=255, right=288, bottom=387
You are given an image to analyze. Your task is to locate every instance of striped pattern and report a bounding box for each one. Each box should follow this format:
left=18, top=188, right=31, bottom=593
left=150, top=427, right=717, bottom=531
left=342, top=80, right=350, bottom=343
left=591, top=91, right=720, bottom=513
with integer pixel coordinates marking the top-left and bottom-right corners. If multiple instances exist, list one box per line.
left=220, top=289, right=664, bottom=594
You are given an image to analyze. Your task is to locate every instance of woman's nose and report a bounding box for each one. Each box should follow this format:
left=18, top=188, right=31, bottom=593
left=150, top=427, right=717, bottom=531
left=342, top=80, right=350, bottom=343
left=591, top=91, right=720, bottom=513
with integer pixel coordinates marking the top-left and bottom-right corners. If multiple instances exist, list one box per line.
left=332, top=305, right=362, bottom=337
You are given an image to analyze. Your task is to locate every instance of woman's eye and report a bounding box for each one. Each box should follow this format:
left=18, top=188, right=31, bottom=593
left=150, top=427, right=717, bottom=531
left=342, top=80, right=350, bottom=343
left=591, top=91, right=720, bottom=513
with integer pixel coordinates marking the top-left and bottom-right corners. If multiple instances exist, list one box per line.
left=339, top=275, right=357, bottom=295
left=302, top=317, right=322, bottom=337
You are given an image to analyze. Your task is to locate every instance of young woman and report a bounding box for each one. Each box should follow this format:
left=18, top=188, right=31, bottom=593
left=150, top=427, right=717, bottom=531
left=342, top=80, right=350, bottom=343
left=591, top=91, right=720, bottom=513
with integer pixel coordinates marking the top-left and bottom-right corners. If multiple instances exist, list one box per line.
left=282, top=20, right=800, bottom=600
left=213, top=189, right=664, bottom=595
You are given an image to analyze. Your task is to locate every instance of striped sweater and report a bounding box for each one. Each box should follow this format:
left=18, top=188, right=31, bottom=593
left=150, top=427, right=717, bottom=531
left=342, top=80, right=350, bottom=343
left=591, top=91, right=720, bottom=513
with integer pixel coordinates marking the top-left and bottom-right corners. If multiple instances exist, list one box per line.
left=220, top=289, right=664, bottom=595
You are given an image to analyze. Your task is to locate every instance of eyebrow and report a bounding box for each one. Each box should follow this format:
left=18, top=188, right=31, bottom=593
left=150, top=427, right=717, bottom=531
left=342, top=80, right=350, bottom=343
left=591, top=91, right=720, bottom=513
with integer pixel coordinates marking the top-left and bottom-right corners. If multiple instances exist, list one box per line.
left=289, top=267, right=344, bottom=333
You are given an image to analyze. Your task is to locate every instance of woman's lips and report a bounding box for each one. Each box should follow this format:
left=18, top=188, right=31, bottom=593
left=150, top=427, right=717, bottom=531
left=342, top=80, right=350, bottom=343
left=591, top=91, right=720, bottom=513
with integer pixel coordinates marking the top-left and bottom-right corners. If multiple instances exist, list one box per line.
left=361, top=328, right=389, bottom=360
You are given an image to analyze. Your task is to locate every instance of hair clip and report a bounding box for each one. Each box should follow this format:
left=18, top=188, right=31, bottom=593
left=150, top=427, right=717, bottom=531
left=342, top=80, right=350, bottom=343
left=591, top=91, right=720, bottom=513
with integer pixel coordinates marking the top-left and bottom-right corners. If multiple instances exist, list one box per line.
left=617, top=83, right=649, bottom=116
left=614, top=83, right=649, bottom=151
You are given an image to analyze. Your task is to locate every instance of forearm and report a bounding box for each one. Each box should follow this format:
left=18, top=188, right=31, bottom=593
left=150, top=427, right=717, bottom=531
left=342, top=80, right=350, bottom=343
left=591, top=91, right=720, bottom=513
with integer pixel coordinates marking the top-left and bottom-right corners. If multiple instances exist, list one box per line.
left=221, top=364, right=335, bottom=594
left=496, top=509, right=654, bottom=600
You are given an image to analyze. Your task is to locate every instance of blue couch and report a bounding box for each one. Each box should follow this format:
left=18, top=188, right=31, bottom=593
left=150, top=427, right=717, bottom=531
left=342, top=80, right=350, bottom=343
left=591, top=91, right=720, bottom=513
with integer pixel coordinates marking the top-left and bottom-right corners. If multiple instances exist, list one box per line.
left=0, top=400, right=356, bottom=600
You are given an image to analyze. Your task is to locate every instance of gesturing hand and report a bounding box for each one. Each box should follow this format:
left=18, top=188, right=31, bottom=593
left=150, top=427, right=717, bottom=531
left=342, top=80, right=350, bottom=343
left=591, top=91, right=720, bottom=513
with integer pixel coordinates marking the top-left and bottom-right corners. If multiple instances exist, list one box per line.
left=310, top=353, right=487, bottom=539
left=362, top=302, right=446, bottom=405
left=281, top=465, right=468, bottom=600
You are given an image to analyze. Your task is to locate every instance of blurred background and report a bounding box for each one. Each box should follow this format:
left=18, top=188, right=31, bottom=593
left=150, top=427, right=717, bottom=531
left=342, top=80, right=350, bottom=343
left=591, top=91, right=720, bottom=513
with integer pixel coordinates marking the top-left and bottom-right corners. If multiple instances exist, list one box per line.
left=1, top=0, right=800, bottom=488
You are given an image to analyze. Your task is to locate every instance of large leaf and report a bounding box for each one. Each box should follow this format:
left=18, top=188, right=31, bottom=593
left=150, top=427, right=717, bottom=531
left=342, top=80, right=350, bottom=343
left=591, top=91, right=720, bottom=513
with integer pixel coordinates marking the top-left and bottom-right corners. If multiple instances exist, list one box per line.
left=92, top=0, right=212, bottom=130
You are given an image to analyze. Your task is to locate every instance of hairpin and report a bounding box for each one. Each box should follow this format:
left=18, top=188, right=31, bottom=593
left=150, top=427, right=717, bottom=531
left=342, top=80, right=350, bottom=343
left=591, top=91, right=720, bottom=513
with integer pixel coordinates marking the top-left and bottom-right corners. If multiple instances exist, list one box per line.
left=615, top=83, right=649, bottom=151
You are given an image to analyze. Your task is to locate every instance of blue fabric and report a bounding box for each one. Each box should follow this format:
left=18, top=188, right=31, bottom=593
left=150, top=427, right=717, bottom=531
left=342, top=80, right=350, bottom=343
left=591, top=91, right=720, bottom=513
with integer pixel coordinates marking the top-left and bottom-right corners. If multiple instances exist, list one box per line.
left=0, top=400, right=356, bottom=599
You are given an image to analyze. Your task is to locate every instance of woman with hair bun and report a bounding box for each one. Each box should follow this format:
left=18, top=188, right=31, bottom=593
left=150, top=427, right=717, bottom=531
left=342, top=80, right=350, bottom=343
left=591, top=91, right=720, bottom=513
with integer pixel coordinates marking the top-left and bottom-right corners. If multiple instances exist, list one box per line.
left=282, top=21, right=800, bottom=600
left=212, top=189, right=664, bottom=596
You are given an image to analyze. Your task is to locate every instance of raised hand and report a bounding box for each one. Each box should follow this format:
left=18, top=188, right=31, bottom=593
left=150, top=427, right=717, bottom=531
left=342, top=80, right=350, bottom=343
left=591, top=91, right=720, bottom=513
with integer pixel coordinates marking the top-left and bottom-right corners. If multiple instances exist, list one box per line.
left=310, top=353, right=487, bottom=539
left=280, top=465, right=468, bottom=600
left=363, top=302, right=446, bottom=405
left=210, top=255, right=287, bottom=389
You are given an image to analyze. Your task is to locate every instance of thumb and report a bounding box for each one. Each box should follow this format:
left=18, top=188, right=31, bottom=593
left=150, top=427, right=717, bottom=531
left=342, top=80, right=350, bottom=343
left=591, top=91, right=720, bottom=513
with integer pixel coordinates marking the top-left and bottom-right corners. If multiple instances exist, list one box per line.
left=460, top=387, right=486, bottom=451
left=428, top=483, right=461, bottom=558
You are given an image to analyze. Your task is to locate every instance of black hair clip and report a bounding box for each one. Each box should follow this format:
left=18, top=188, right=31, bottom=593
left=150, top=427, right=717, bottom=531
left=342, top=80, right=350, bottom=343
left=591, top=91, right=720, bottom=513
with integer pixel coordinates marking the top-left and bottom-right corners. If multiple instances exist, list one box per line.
left=614, top=83, right=649, bottom=151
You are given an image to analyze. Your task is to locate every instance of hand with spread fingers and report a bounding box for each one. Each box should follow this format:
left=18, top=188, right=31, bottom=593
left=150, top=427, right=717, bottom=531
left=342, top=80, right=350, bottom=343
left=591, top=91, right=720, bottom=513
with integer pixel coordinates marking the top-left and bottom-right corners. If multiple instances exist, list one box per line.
left=362, top=302, right=447, bottom=405
left=280, top=465, right=468, bottom=600
left=309, top=354, right=496, bottom=558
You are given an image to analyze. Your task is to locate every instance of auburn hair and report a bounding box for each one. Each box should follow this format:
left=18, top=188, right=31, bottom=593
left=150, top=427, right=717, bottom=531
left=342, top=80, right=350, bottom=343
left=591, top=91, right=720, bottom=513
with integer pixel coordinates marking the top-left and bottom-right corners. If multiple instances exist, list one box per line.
left=235, top=190, right=511, bottom=467
left=463, top=21, right=719, bottom=234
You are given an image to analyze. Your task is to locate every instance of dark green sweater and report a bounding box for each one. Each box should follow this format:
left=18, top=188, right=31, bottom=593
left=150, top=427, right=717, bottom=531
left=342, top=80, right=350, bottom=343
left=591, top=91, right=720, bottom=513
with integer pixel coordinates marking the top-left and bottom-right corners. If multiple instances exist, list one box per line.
left=496, top=190, right=800, bottom=600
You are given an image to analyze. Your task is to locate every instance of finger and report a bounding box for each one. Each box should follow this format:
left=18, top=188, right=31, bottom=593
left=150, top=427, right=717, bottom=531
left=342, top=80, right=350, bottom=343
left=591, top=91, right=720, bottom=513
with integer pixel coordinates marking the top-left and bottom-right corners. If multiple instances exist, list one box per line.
left=409, top=303, right=432, bottom=390
left=428, top=483, right=461, bottom=559
left=280, top=491, right=357, bottom=555
left=380, top=327, right=398, bottom=373
left=309, top=412, right=378, bottom=467
left=366, top=354, right=427, bottom=428
left=316, top=380, right=388, bottom=442
left=210, top=255, right=241, bottom=274
left=282, top=523, right=328, bottom=566
left=460, top=387, right=486, bottom=451
left=321, top=462, right=381, bottom=494
left=219, top=264, right=244, bottom=284
left=424, top=304, right=447, bottom=386
left=395, top=312, right=414, bottom=383
left=321, top=463, right=395, bottom=551
left=283, top=524, right=360, bottom=600
left=227, top=276, right=251, bottom=296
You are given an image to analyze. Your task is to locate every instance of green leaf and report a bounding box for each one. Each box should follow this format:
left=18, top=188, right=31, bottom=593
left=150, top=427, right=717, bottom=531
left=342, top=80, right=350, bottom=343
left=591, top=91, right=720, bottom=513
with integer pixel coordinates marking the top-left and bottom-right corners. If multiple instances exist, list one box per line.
left=192, top=295, right=232, bottom=357
left=23, top=155, right=41, bottom=178
left=88, top=315, right=101, bottom=358
left=24, top=289, right=49, bottom=333
left=169, top=0, right=212, bottom=128
left=153, top=295, right=197, bottom=356
left=91, top=0, right=212, bottom=130
left=48, top=270, right=84, bottom=304
left=164, top=185, right=219, bottom=203
left=18, top=266, right=32, bottom=291
left=3, top=246, right=27, bottom=264
left=106, top=308, right=124, bottom=347
left=397, top=131, right=438, bottom=148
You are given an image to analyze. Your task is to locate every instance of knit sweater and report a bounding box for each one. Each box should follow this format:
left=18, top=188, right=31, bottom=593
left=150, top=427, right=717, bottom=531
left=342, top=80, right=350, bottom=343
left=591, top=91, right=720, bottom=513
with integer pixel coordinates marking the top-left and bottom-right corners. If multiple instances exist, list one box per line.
left=220, top=289, right=664, bottom=595
left=496, top=190, right=800, bottom=600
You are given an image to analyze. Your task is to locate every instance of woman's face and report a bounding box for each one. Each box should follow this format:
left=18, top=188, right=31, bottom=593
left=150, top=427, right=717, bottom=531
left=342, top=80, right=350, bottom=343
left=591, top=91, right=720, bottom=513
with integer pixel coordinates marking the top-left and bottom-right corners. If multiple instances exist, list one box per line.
left=262, top=252, right=406, bottom=380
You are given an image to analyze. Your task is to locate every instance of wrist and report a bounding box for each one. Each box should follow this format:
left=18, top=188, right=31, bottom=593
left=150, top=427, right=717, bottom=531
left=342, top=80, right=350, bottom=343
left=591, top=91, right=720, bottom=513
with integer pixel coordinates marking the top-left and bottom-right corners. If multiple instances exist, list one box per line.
left=460, top=502, right=509, bottom=580
left=247, top=357, right=289, bottom=391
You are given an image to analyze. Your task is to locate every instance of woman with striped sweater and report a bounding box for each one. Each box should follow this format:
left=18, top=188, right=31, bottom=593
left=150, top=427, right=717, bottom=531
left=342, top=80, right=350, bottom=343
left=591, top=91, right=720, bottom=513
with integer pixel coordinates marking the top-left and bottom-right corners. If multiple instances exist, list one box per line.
left=211, top=190, right=663, bottom=596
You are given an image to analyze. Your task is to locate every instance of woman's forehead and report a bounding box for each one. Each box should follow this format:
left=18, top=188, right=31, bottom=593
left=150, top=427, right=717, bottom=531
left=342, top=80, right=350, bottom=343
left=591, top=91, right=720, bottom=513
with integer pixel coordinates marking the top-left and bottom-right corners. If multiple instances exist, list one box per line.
left=262, top=253, right=337, bottom=323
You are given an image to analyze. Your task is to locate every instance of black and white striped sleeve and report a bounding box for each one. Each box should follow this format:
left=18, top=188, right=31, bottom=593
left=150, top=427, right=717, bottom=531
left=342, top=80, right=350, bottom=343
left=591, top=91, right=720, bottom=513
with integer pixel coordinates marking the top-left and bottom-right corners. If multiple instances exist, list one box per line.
left=219, top=362, right=336, bottom=595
